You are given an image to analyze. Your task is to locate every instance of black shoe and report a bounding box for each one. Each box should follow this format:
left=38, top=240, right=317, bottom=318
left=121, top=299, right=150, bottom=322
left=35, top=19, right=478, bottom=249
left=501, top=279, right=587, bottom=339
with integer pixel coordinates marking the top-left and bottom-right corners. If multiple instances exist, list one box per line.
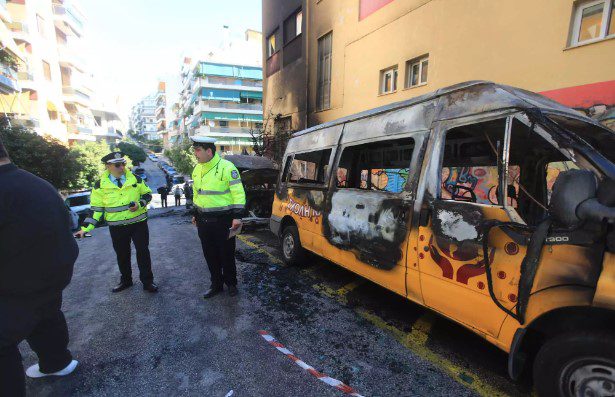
left=143, top=283, right=158, bottom=293
left=228, top=286, right=238, bottom=297
left=112, top=281, right=133, bottom=293
left=203, top=287, right=223, bottom=299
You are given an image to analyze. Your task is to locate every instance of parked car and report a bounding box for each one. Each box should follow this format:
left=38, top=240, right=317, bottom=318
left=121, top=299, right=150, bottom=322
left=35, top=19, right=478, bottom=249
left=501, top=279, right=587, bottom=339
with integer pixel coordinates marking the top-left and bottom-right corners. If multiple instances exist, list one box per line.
left=148, top=154, right=158, bottom=162
left=133, top=167, right=147, bottom=181
left=172, top=175, right=185, bottom=185
left=270, top=81, right=615, bottom=395
left=65, top=191, right=91, bottom=225
left=224, top=155, right=278, bottom=218
left=158, top=161, right=168, bottom=170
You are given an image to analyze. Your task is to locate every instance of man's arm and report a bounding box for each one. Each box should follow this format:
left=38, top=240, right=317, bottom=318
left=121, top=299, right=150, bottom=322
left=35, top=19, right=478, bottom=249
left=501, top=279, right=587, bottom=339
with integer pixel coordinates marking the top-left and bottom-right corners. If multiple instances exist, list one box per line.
left=80, top=184, right=104, bottom=233
left=138, top=179, right=153, bottom=208
left=225, top=164, right=246, bottom=219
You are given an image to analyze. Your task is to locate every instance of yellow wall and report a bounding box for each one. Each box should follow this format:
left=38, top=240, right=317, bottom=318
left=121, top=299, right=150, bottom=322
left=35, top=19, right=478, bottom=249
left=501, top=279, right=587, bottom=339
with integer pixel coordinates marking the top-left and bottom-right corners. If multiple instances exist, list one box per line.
left=306, top=0, right=615, bottom=125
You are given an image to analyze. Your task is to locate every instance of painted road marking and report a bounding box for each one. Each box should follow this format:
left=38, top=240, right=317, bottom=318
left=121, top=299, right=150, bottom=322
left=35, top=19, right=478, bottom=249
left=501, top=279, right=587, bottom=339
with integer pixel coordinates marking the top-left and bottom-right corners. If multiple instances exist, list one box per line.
left=238, top=236, right=511, bottom=397
left=258, top=331, right=365, bottom=397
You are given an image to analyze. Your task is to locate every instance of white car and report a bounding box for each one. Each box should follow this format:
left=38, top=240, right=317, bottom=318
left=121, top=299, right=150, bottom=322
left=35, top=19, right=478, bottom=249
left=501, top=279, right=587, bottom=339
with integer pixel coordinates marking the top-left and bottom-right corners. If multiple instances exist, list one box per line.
left=65, top=191, right=91, bottom=225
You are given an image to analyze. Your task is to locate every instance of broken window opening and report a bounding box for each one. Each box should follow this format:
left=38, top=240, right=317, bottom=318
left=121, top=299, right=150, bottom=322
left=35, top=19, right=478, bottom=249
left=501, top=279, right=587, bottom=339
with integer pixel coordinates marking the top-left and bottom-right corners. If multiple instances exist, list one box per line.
left=286, top=149, right=332, bottom=185
left=336, top=137, right=414, bottom=193
left=440, top=116, right=571, bottom=225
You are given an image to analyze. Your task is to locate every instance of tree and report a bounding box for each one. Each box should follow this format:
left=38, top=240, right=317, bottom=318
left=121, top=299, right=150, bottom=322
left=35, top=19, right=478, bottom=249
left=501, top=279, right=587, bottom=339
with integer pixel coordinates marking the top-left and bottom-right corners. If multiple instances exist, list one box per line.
left=249, top=109, right=293, bottom=166
left=164, top=142, right=197, bottom=176
left=67, top=141, right=112, bottom=190
left=117, top=141, right=146, bottom=165
left=0, top=124, right=80, bottom=190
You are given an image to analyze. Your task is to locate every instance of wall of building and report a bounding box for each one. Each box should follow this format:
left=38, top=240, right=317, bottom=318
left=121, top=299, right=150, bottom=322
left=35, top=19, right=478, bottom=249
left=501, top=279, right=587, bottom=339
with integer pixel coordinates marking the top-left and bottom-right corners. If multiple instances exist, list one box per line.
left=264, top=0, right=615, bottom=132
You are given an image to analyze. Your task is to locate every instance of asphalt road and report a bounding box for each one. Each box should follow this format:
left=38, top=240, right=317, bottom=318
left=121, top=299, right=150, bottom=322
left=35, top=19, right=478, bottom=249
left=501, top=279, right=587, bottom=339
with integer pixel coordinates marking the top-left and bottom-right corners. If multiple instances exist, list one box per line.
left=19, top=206, right=532, bottom=396
left=141, top=158, right=187, bottom=209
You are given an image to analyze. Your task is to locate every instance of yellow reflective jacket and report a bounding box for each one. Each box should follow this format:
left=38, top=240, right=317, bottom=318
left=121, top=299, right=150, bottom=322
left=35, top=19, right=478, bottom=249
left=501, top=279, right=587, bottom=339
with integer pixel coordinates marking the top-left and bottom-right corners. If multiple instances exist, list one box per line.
left=192, top=153, right=246, bottom=217
left=81, top=170, right=152, bottom=232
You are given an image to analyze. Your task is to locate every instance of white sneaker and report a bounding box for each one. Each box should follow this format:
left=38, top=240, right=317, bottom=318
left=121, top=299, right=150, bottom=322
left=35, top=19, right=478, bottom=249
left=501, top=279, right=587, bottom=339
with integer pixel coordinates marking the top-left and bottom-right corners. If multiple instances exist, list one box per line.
left=26, top=360, right=78, bottom=378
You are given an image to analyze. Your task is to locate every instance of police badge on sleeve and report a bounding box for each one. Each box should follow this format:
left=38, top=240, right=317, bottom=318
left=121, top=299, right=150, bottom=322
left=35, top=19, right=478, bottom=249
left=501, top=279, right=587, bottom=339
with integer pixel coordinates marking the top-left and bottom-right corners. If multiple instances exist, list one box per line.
left=231, top=170, right=239, bottom=179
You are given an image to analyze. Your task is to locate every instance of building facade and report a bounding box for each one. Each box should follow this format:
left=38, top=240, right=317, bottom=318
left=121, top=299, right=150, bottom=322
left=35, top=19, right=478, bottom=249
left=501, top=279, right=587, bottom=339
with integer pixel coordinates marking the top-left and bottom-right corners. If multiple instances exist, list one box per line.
left=262, top=0, right=615, bottom=135
left=129, top=82, right=165, bottom=141
left=173, top=29, right=264, bottom=155
left=0, top=0, right=116, bottom=144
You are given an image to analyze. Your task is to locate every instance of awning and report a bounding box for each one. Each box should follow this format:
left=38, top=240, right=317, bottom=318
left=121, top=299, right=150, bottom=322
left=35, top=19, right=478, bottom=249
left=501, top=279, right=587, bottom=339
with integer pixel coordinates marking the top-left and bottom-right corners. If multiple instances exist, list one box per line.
left=200, top=88, right=240, bottom=102
left=0, top=91, right=31, bottom=114
left=200, top=112, right=263, bottom=122
left=47, top=100, right=57, bottom=112
left=240, top=91, right=262, bottom=100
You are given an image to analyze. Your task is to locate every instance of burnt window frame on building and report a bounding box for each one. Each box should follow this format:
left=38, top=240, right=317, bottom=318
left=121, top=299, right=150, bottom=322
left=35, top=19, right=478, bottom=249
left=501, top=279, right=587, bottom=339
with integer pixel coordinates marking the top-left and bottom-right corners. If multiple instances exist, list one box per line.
left=283, top=8, right=303, bottom=45
left=379, top=66, right=398, bottom=95
left=266, top=29, right=279, bottom=58
left=282, top=148, right=333, bottom=186
left=316, top=31, right=333, bottom=111
left=266, top=29, right=282, bottom=77
left=405, top=55, right=429, bottom=89
left=570, top=0, right=615, bottom=46
left=335, top=137, right=415, bottom=194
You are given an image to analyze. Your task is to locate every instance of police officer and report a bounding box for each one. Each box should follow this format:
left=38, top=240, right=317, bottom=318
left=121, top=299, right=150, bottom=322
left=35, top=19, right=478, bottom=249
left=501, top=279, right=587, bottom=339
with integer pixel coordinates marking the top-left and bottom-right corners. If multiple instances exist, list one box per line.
left=190, top=136, right=246, bottom=298
left=74, top=152, right=158, bottom=293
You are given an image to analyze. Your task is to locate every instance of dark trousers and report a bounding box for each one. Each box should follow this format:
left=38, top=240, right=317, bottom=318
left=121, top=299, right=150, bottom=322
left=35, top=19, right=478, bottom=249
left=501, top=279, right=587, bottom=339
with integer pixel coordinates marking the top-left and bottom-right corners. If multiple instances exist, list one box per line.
left=0, top=293, right=72, bottom=397
left=197, top=216, right=237, bottom=288
left=174, top=196, right=180, bottom=206
left=109, top=220, right=154, bottom=285
left=161, top=197, right=167, bottom=208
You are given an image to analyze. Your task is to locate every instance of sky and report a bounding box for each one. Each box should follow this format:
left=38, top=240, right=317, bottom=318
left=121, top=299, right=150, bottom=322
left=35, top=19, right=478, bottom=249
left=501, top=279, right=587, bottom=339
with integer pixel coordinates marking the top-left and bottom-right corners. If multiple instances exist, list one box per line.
left=79, top=0, right=263, bottom=126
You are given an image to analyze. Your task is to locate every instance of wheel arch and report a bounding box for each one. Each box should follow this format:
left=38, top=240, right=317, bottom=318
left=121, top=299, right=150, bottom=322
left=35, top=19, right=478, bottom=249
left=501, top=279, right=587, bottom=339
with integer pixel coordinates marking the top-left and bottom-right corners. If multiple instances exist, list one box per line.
left=509, top=305, right=615, bottom=381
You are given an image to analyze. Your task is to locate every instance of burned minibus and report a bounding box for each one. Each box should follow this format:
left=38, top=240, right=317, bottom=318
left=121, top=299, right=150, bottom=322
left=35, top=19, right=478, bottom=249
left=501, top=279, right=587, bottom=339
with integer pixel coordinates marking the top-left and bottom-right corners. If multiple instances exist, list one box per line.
left=270, top=81, right=615, bottom=396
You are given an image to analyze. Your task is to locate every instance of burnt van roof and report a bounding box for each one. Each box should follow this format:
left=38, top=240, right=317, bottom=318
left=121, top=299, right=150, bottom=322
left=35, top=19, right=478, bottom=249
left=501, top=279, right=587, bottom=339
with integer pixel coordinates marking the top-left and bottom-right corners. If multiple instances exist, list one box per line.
left=292, top=81, right=598, bottom=138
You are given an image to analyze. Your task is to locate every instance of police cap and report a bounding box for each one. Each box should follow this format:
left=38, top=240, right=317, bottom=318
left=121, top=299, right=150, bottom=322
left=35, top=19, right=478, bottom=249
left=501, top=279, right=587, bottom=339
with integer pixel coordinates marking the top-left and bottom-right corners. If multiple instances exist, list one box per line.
left=101, top=151, right=126, bottom=164
left=190, top=135, right=217, bottom=146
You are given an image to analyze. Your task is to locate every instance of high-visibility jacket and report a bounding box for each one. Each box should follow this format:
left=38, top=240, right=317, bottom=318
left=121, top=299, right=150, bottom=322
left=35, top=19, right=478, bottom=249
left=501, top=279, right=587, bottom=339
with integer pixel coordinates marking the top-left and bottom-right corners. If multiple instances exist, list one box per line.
left=192, top=153, right=246, bottom=218
left=81, top=170, right=152, bottom=232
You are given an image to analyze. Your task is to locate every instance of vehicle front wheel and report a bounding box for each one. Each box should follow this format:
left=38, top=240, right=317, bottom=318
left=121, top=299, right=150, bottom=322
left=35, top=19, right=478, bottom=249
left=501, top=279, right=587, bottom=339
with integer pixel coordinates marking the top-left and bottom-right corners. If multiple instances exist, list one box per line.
left=533, top=332, right=615, bottom=397
left=280, top=225, right=307, bottom=266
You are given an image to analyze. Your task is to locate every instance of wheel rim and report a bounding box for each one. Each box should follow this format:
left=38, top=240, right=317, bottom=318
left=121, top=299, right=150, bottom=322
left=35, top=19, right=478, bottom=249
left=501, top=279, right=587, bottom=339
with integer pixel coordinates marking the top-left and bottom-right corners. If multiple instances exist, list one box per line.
left=283, top=233, right=295, bottom=259
left=563, top=359, right=615, bottom=397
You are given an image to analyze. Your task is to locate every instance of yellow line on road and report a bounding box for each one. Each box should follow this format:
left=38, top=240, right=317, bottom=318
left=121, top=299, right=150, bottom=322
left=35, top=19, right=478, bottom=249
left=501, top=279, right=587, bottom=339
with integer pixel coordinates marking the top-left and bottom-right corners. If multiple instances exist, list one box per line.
left=239, top=236, right=510, bottom=397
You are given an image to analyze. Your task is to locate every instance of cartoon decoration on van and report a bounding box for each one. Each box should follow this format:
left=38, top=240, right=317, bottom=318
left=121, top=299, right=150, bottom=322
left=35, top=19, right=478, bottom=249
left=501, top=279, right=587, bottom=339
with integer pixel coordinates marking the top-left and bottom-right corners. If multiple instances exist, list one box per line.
left=428, top=235, right=495, bottom=284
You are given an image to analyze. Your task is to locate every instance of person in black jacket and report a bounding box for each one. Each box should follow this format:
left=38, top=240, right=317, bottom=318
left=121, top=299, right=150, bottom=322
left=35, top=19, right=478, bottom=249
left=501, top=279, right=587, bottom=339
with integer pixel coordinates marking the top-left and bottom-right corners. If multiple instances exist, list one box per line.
left=0, top=136, right=79, bottom=396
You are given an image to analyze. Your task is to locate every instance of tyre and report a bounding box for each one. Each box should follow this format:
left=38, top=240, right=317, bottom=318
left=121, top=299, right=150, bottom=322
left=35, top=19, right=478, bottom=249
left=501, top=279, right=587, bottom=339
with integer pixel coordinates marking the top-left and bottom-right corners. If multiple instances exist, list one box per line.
left=533, top=332, right=615, bottom=397
left=280, top=225, right=307, bottom=266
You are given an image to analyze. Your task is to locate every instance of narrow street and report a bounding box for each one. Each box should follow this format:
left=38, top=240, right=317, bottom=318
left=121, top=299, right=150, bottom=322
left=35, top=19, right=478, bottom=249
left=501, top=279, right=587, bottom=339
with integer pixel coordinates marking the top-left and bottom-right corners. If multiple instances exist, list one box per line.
left=19, top=163, right=530, bottom=397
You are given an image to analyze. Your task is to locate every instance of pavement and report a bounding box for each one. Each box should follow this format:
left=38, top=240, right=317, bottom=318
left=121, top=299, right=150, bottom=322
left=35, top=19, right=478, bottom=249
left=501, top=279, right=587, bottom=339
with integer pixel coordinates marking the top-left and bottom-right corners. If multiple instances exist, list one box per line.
left=19, top=159, right=532, bottom=396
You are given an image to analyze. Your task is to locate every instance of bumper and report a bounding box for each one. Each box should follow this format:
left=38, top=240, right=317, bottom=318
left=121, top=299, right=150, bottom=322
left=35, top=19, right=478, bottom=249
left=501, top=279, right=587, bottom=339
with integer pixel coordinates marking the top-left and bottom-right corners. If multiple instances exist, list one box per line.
left=270, top=215, right=282, bottom=236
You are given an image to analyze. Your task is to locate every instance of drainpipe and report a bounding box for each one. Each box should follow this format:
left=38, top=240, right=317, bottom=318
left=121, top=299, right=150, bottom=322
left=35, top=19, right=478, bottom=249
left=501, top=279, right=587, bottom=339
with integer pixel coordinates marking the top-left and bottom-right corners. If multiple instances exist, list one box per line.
left=304, top=0, right=309, bottom=130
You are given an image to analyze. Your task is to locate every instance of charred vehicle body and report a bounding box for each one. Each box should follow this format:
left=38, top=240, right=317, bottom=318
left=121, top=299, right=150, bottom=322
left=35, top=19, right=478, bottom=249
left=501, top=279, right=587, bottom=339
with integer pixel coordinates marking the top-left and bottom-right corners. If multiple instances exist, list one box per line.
left=224, top=155, right=278, bottom=218
left=270, top=81, right=615, bottom=396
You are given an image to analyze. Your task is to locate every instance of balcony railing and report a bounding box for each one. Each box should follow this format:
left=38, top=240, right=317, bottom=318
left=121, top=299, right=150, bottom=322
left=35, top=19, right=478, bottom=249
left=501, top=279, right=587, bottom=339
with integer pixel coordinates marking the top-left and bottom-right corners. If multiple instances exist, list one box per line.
left=8, top=21, right=30, bottom=41
left=196, top=126, right=254, bottom=136
left=53, top=4, right=84, bottom=34
left=194, top=101, right=262, bottom=114
left=196, top=77, right=263, bottom=92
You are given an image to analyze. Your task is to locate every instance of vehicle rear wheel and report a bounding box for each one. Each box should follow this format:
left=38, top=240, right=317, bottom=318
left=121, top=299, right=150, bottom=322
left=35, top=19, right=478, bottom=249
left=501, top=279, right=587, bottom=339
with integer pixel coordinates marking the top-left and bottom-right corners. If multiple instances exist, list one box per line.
left=533, top=332, right=615, bottom=397
left=280, top=225, right=307, bottom=266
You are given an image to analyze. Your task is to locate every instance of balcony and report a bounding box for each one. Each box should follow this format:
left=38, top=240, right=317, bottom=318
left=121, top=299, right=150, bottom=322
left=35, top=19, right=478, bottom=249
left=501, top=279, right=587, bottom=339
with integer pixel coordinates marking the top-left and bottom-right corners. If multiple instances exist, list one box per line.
left=58, top=45, right=85, bottom=71
left=0, top=0, right=12, bottom=23
left=53, top=4, right=84, bottom=37
left=195, top=125, right=254, bottom=137
left=7, top=22, right=30, bottom=43
left=193, top=101, right=262, bottom=115
left=62, top=87, right=90, bottom=107
left=17, top=71, right=35, bottom=91
left=0, top=65, right=19, bottom=94
left=195, top=77, right=263, bottom=93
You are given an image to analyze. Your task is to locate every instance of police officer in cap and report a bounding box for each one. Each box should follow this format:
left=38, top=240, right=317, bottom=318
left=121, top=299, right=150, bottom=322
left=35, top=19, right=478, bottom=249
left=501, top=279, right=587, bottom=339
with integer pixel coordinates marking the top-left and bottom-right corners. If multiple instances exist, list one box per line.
left=190, top=136, right=246, bottom=298
left=74, top=152, right=158, bottom=293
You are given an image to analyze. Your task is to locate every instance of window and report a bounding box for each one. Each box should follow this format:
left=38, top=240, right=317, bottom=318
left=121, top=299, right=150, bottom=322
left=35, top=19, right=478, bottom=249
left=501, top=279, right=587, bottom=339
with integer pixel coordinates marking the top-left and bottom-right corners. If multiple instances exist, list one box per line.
left=406, top=55, right=429, bottom=88
left=316, top=32, right=332, bottom=111
left=42, top=61, right=51, bottom=81
left=284, top=9, right=303, bottom=44
left=286, top=149, right=332, bottom=185
left=337, top=138, right=414, bottom=193
left=36, top=14, right=46, bottom=38
left=571, top=0, right=615, bottom=45
left=267, top=31, right=277, bottom=57
left=219, top=120, right=229, bottom=127
left=380, top=66, right=398, bottom=94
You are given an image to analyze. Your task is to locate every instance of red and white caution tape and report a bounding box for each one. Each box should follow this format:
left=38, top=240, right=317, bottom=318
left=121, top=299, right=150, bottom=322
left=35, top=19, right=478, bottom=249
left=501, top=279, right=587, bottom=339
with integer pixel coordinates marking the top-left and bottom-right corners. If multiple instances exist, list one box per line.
left=258, top=330, right=365, bottom=397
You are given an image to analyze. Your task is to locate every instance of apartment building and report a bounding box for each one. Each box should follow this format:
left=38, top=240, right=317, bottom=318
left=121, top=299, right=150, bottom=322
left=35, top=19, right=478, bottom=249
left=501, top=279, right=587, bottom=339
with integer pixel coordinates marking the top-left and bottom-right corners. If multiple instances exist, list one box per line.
left=174, top=29, right=264, bottom=155
left=130, top=82, right=165, bottom=141
left=262, top=0, right=615, bottom=135
left=0, top=0, right=24, bottom=104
